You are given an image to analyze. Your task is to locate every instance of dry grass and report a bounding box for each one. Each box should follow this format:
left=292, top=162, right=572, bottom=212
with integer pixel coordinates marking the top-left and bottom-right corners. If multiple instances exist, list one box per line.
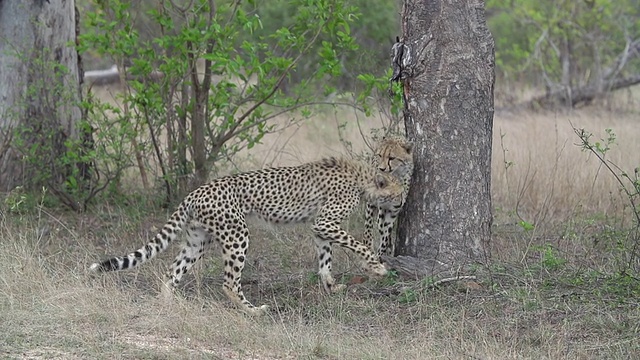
left=1, top=205, right=638, bottom=359
left=492, top=107, right=640, bottom=225
left=2, top=88, right=640, bottom=359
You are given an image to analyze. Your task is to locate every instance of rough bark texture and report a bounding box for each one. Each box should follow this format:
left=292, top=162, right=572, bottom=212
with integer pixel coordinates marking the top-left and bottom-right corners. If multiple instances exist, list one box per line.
left=0, top=0, right=83, bottom=191
left=395, top=0, right=495, bottom=275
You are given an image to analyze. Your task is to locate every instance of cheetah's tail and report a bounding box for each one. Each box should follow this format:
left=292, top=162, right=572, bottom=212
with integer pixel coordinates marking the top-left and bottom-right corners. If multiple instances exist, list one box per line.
left=89, top=206, right=188, bottom=273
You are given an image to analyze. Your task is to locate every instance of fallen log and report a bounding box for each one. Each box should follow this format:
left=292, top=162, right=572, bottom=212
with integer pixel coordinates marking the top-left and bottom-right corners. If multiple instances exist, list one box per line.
left=84, top=65, right=120, bottom=86
left=529, top=75, right=640, bottom=109
left=83, top=65, right=165, bottom=86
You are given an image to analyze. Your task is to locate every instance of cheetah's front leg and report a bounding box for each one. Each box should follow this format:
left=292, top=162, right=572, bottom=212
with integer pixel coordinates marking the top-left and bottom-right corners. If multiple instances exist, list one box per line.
left=362, top=203, right=379, bottom=249
left=376, top=207, right=401, bottom=258
left=312, top=237, right=346, bottom=293
left=312, top=220, right=388, bottom=281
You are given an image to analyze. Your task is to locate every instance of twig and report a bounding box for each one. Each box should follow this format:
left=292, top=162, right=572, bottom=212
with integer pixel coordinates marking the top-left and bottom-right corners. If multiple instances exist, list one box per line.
left=427, top=275, right=477, bottom=289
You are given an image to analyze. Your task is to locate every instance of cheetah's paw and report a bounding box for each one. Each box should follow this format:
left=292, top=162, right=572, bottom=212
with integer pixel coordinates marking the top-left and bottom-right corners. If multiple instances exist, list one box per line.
left=366, top=262, right=388, bottom=277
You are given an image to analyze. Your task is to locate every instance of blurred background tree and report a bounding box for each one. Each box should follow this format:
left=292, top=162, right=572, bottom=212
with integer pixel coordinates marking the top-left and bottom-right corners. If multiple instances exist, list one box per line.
left=40, top=0, right=637, bottom=211
left=78, top=0, right=640, bottom=107
left=487, top=0, right=640, bottom=106
left=76, top=0, right=379, bottom=207
left=78, top=0, right=400, bottom=92
left=0, top=0, right=91, bottom=211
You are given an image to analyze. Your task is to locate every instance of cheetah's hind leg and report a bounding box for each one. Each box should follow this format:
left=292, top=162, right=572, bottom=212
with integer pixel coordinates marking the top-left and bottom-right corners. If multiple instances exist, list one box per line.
left=219, top=218, right=269, bottom=316
left=161, top=224, right=211, bottom=300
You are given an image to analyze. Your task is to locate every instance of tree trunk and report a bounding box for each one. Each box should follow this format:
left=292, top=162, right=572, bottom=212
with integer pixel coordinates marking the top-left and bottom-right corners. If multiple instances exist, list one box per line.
left=394, top=0, right=495, bottom=276
left=0, top=0, right=83, bottom=192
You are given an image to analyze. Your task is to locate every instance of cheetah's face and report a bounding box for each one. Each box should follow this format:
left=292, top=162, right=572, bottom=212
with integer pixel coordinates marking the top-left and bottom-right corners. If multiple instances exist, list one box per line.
left=369, top=173, right=404, bottom=210
left=376, top=137, right=414, bottom=178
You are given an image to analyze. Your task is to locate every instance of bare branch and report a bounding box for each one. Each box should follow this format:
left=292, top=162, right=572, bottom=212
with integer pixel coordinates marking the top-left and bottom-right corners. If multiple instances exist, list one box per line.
left=602, top=37, right=640, bottom=84
left=210, top=22, right=327, bottom=157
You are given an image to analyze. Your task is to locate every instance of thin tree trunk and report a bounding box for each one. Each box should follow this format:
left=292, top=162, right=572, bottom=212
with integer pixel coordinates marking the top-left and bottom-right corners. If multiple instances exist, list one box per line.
left=560, top=33, right=572, bottom=106
left=177, top=82, right=190, bottom=194
left=0, top=0, right=83, bottom=192
left=190, top=60, right=208, bottom=186
left=394, top=0, right=495, bottom=275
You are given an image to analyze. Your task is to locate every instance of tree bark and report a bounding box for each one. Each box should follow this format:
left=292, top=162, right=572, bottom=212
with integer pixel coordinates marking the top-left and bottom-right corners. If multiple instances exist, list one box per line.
left=394, top=0, right=495, bottom=275
left=0, top=0, right=83, bottom=192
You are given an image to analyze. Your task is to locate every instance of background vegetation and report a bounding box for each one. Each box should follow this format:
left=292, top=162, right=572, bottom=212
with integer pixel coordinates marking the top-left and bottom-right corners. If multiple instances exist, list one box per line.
left=488, top=0, right=640, bottom=107
left=1, top=0, right=639, bottom=358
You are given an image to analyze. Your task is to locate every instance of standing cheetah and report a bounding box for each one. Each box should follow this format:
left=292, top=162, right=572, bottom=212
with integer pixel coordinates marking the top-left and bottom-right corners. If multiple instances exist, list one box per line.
left=363, top=136, right=414, bottom=257
left=90, top=157, right=403, bottom=315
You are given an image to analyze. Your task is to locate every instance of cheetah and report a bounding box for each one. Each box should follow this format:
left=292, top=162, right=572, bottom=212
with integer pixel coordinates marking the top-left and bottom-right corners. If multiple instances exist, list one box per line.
left=363, top=136, right=414, bottom=257
left=90, top=157, right=403, bottom=315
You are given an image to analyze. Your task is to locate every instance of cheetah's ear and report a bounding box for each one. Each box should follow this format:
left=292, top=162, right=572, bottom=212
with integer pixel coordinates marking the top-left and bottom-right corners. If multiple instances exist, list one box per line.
left=374, top=173, right=389, bottom=189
